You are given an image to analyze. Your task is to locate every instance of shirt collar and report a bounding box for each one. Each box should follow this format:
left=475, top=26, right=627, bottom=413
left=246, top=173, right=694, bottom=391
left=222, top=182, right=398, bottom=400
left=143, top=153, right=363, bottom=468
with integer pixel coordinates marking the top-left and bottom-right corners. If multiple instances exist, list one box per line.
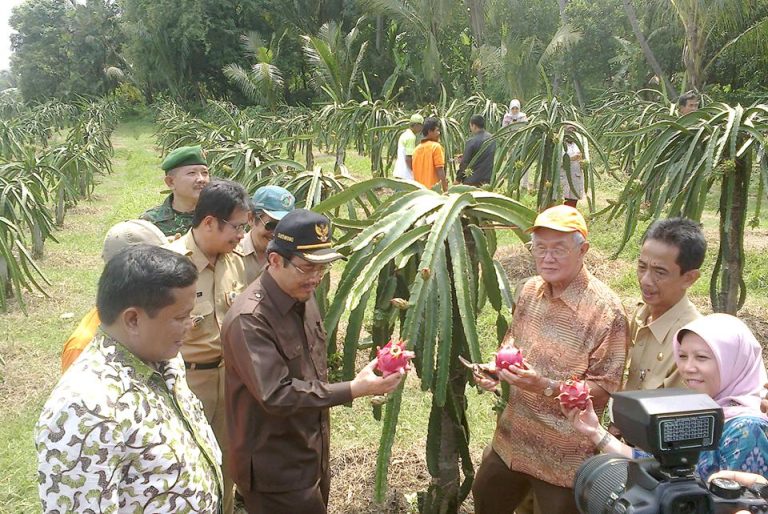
left=537, top=266, right=590, bottom=312
left=262, top=269, right=300, bottom=316
left=239, top=232, right=256, bottom=256
left=636, top=295, right=697, bottom=343
left=100, top=330, right=166, bottom=384
left=180, top=230, right=212, bottom=273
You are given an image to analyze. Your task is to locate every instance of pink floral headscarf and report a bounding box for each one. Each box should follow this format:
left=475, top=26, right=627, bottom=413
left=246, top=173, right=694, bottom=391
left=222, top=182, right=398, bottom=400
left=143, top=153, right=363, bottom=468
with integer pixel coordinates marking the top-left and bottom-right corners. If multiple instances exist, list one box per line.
left=674, top=313, right=768, bottom=420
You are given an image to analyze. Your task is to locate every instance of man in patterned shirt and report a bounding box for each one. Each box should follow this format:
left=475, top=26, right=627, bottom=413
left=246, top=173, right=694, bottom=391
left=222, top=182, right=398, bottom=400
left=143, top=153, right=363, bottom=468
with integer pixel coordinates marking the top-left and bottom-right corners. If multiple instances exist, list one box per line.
left=36, top=245, right=222, bottom=513
left=141, top=145, right=210, bottom=237
left=472, top=205, right=628, bottom=514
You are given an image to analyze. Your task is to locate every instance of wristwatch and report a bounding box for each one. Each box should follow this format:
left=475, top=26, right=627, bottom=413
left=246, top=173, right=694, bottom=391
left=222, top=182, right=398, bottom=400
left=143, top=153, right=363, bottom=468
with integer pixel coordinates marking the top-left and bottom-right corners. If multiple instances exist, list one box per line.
left=543, top=379, right=557, bottom=397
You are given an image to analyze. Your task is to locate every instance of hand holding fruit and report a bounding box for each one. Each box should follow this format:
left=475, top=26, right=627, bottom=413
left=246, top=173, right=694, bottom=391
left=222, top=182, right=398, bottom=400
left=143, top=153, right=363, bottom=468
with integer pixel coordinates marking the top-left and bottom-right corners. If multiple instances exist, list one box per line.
left=562, top=397, right=601, bottom=438
left=350, top=358, right=404, bottom=398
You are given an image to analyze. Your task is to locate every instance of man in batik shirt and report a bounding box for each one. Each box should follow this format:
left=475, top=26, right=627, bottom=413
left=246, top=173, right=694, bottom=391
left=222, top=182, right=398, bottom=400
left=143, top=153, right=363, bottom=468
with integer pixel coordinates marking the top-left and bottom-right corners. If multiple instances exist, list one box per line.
left=36, top=245, right=222, bottom=513
left=472, top=205, right=628, bottom=514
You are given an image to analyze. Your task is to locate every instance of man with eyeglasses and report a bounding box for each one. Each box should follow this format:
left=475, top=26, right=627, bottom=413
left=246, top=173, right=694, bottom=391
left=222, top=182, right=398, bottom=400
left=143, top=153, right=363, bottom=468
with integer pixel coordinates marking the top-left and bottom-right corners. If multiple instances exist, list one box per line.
left=240, top=185, right=295, bottom=285
left=167, top=179, right=249, bottom=514
left=221, top=209, right=405, bottom=513
left=472, top=205, right=628, bottom=514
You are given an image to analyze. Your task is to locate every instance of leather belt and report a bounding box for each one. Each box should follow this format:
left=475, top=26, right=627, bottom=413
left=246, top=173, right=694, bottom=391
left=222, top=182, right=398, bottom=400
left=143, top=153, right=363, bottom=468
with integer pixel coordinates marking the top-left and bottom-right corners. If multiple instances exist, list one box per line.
left=184, top=358, right=222, bottom=370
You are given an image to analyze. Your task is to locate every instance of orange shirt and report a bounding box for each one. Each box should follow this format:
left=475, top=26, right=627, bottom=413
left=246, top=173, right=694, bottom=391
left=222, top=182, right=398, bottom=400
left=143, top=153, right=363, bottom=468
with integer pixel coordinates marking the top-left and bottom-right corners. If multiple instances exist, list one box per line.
left=492, top=268, right=628, bottom=487
left=412, top=140, right=445, bottom=188
left=61, top=307, right=101, bottom=372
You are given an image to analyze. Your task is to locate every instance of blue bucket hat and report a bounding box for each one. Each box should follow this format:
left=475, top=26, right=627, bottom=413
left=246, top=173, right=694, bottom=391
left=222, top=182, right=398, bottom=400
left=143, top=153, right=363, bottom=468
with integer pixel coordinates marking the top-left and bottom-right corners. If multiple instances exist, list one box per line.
left=251, top=186, right=295, bottom=220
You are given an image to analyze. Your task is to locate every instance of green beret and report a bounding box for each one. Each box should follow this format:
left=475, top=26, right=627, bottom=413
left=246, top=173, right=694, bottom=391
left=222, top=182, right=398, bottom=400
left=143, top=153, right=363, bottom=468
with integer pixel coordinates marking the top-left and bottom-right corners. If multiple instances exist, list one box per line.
left=161, top=145, right=207, bottom=173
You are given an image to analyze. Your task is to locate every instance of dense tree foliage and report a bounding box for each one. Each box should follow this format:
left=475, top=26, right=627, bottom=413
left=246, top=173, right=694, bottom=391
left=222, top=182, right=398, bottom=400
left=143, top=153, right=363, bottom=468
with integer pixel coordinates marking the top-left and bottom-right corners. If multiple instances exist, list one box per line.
left=4, top=0, right=767, bottom=105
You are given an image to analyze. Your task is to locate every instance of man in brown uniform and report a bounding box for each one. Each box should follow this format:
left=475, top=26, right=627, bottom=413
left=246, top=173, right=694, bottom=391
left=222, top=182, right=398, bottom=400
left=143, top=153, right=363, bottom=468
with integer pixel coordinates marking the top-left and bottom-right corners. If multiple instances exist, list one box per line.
left=167, top=179, right=249, bottom=514
left=221, top=209, right=404, bottom=514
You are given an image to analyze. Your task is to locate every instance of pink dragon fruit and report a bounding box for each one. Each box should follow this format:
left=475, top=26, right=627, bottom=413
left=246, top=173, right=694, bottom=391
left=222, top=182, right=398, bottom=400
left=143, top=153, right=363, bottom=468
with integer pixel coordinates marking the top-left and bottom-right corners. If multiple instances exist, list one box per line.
left=376, top=338, right=415, bottom=377
left=557, top=379, right=591, bottom=410
left=495, top=345, right=525, bottom=371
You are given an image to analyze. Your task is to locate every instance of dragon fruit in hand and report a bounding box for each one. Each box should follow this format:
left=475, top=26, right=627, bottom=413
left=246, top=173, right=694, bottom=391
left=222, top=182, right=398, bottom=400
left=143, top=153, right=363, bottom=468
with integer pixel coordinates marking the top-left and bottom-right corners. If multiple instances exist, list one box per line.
left=557, top=379, right=591, bottom=410
left=495, top=345, right=525, bottom=371
left=376, top=338, right=415, bottom=377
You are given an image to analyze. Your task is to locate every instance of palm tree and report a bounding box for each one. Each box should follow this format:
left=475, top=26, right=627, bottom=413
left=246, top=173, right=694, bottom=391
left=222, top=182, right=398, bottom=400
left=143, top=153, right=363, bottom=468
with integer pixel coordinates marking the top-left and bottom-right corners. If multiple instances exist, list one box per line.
left=666, top=0, right=768, bottom=90
left=223, top=32, right=286, bottom=112
left=605, top=102, right=768, bottom=313
left=315, top=180, right=535, bottom=512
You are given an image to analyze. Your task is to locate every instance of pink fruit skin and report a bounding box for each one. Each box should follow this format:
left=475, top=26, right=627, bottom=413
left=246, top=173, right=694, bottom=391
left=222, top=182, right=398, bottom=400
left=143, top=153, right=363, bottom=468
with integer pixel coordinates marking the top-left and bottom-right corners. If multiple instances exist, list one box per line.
left=376, top=339, right=415, bottom=377
left=495, top=346, right=525, bottom=371
left=557, top=379, right=591, bottom=410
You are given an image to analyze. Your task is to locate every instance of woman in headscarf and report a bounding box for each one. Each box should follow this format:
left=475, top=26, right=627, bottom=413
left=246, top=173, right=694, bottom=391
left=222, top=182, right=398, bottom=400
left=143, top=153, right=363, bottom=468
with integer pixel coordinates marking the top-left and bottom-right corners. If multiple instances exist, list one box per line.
left=502, top=99, right=531, bottom=192
left=564, top=313, right=768, bottom=480
left=502, top=99, right=528, bottom=127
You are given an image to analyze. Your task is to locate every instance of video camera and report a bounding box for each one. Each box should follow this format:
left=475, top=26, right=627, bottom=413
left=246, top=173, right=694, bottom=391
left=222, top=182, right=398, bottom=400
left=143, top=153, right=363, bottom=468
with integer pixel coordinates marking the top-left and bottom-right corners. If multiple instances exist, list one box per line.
left=574, top=389, right=768, bottom=514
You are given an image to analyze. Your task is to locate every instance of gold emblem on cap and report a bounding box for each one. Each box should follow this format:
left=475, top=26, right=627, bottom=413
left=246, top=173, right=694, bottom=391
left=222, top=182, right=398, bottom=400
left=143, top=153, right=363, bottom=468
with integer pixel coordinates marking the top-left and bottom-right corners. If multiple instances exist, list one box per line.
left=315, top=223, right=329, bottom=242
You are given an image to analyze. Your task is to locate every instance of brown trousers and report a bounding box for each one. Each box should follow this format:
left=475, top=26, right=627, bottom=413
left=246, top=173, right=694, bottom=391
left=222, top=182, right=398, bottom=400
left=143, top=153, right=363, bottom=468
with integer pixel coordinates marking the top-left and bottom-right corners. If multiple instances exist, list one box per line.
left=472, top=447, right=579, bottom=514
left=241, top=477, right=329, bottom=514
left=186, top=366, right=234, bottom=514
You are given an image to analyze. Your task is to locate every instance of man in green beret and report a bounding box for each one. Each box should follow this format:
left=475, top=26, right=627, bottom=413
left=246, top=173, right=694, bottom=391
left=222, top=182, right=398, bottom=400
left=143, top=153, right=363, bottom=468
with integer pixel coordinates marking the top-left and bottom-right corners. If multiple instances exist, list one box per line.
left=140, top=145, right=211, bottom=237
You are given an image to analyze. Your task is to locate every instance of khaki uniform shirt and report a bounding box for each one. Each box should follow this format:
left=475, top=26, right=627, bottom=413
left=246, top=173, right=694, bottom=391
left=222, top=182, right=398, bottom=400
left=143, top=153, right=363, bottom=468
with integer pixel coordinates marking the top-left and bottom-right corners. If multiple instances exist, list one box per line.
left=624, top=296, right=700, bottom=391
left=237, top=233, right=267, bottom=285
left=167, top=231, right=246, bottom=363
left=492, top=267, right=629, bottom=488
left=140, top=194, right=195, bottom=237
left=221, top=271, right=353, bottom=493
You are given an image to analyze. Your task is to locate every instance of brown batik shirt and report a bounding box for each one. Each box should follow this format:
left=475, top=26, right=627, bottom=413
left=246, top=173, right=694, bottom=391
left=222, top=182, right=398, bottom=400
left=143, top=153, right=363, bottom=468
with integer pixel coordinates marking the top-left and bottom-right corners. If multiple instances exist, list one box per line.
left=492, top=267, right=629, bottom=488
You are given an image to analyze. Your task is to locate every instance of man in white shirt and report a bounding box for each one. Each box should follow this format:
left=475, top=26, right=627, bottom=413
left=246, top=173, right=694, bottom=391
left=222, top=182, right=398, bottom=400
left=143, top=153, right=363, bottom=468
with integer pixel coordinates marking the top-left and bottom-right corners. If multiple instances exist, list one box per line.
left=393, top=114, right=424, bottom=180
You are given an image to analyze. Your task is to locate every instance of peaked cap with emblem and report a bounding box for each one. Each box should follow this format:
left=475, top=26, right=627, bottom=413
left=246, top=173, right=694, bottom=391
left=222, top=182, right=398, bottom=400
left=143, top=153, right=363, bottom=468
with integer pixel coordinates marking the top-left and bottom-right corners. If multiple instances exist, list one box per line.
left=161, top=145, right=208, bottom=174
left=267, top=209, right=345, bottom=264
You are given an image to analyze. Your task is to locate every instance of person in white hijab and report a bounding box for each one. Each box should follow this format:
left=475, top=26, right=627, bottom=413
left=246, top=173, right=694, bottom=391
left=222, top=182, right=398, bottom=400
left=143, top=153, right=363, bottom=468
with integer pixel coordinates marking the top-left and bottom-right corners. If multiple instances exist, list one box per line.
left=502, top=99, right=531, bottom=192
left=502, top=99, right=528, bottom=127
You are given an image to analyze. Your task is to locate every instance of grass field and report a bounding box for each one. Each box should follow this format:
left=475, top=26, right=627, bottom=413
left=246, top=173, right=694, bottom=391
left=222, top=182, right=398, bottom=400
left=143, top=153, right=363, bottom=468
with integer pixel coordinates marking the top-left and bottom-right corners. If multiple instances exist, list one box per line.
left=1, top=120, right=768, bottom=513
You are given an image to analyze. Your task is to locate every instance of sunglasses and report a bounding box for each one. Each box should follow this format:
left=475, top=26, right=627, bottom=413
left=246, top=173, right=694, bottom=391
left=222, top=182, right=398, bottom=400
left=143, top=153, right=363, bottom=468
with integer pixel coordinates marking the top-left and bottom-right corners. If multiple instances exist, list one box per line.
left=257, top=216, right=278, bottom=232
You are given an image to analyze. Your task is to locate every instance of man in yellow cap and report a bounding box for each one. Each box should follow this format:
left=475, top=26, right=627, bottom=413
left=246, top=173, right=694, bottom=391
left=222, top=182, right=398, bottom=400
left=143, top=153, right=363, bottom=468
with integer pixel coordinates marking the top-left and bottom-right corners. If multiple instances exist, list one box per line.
left=472, top=205, right=628, bottom=514
left=141, top=145, right=210, bottom=237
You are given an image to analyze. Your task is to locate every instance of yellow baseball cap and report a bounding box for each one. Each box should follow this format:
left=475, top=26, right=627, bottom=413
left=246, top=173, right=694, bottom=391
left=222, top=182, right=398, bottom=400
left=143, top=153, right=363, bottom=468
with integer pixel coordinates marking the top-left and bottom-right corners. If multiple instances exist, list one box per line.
left=527, top=205, right=588, bottom=239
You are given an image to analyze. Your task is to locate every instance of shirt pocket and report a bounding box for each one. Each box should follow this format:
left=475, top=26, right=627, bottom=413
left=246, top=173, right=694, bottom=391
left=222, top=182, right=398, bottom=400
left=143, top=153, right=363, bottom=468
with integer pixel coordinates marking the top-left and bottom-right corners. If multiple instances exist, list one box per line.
left=189, top=300, right=214, bottom=336
left=275, top=329, right=304, bottom=378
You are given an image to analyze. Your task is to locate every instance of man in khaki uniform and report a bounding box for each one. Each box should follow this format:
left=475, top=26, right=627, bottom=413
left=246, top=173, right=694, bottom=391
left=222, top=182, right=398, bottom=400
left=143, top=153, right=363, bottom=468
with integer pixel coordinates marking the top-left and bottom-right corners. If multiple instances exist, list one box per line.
left=167, top=179, right=249, bottom=514
left=239, top=185, right=295, bottom=284
left=625, top=217, right=706, bottom=391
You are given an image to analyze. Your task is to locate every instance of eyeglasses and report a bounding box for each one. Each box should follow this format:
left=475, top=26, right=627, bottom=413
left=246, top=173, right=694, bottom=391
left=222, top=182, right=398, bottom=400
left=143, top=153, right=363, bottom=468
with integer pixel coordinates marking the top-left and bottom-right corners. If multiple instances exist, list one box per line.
left=221, top=219, right=249, bottom=233
left=257, top=216, right=278, bottom=232
left=526, top=242, right=582, bottom=260
left=286, top=259, right=330, bottom=278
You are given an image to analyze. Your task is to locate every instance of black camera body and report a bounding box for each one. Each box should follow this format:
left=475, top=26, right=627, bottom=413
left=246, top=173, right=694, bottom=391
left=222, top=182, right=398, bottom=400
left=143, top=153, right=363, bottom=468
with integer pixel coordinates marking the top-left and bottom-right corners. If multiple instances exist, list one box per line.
left=574, top=389, right=768, bottom=514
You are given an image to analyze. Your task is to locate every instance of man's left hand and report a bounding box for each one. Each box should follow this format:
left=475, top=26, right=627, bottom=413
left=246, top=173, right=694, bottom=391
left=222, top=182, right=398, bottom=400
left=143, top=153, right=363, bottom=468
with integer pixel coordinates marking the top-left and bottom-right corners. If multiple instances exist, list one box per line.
left=498, top=361, right=547, bottom=395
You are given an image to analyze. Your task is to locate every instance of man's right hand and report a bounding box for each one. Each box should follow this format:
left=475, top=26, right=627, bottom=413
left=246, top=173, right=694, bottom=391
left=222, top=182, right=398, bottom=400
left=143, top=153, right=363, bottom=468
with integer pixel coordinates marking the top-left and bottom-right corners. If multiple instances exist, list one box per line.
left=761, top=382, right=768, bottom=414
left=473, top=371, right=499, bottom=393
left=350, top=358, right=404, bottom=399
